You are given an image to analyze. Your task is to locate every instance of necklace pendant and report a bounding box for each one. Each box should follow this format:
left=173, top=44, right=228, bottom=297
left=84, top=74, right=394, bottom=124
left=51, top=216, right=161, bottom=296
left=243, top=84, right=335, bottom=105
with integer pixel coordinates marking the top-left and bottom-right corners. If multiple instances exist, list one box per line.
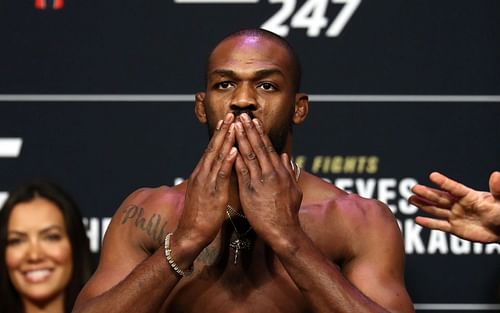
left=229, top=238, right=251, bottom=265
left=233, top=246, right=239, bottom=264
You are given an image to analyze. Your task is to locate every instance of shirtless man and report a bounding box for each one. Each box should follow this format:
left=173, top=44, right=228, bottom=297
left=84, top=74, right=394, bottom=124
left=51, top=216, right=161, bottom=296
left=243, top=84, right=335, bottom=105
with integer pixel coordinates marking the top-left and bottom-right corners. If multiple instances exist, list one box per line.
left=73, top=29, right=414, bottom=313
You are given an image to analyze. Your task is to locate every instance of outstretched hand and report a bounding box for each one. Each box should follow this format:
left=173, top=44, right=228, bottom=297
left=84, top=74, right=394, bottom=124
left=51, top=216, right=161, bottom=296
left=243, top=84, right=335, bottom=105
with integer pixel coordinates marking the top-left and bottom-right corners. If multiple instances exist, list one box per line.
left=409, top=171, right=500, bottom=243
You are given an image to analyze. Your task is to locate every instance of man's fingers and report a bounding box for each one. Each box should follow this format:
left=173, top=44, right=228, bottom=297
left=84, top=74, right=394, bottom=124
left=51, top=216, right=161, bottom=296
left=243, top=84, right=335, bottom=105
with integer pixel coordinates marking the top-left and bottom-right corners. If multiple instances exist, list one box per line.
left=489, top=171, right=500, bottom=199
left=430, top=172, right=470, bottom=198
left=235, top=154, right=252, bottom=190
left=415, top=216, right=452, bottom=233
left=281, top=153, right=295, bottom=178
left=235, top=120, right=261, bottom=180
left=409, top=195, right=452, bottom=219
left=238, top=114, right=275, bottom=174
left=204, top=113, right=234, bottom=158
left=411, top=184, right=455, bottom=208
left=211, top=123, right=236, bottom=182
left=252, top=118, right=282, bottom=168
left=215, top=147, right=238, bottom=191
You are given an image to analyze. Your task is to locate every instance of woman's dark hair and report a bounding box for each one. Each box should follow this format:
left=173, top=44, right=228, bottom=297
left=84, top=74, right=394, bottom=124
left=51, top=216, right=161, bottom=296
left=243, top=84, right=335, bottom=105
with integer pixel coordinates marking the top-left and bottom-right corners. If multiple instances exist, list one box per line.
left=0, top=181, right=94, bottom=313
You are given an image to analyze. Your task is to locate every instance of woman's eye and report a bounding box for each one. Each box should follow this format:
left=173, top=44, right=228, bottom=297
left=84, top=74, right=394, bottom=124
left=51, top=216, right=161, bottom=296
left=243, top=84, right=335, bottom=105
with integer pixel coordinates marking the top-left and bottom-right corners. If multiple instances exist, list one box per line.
left=6, top=238, right=22, bottom=246
left=45, top=233, right=62, bottom=241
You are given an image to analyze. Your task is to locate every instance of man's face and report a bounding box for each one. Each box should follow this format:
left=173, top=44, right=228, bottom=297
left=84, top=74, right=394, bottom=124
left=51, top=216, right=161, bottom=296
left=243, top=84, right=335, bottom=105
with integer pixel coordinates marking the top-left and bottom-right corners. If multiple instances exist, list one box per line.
left=202, top=35, right=298, bottom=153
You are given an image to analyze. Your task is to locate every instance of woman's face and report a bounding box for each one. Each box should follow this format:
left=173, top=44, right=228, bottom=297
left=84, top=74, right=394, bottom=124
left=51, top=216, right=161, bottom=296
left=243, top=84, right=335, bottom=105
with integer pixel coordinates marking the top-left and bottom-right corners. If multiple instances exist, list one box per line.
left=5, top=197, right=73, bottom=303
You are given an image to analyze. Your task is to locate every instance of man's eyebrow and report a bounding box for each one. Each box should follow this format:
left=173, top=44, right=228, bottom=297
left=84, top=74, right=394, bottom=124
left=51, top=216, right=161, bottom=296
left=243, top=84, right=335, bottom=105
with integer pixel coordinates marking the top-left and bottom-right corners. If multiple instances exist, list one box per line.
left=254, top=68, right=285, bottom=80
left=209, top=68, right=285, bottom=80
left=210, top=69, right=236, bottom=78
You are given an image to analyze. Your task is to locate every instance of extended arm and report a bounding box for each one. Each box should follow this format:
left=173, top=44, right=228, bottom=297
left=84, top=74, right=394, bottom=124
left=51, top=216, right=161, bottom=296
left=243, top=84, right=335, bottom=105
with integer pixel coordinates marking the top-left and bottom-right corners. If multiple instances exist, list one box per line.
left=410, top=171, right=500, bottom=243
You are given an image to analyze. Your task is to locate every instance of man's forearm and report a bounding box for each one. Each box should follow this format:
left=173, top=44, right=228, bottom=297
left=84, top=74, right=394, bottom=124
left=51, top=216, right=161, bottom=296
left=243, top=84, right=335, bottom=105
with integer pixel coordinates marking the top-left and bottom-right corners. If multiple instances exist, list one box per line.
left=73, top=236, right=199, bottom=313
left=273, top=231, right=390, bottom=313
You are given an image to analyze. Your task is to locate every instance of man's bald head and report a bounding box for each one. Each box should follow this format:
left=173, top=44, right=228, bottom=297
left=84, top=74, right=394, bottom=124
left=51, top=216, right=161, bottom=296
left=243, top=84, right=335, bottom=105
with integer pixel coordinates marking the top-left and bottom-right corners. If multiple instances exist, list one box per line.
left=205, top=29, right=302, bottom=92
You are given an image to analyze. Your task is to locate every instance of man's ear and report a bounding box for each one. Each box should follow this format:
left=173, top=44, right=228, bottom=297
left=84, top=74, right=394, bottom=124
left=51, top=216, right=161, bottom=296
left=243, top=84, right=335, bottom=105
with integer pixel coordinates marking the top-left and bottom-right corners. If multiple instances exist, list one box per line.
left=293, top=93, right=309, bottom=125
left=195, top=92, right=207, bottom=124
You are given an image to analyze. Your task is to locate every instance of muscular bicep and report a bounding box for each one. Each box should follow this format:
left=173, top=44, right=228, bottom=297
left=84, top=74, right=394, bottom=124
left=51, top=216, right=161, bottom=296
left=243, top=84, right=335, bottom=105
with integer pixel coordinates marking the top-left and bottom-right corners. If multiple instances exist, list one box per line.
left=342, top=211, right=414, bottom=313
left=75, top=211, right=150, bottom=305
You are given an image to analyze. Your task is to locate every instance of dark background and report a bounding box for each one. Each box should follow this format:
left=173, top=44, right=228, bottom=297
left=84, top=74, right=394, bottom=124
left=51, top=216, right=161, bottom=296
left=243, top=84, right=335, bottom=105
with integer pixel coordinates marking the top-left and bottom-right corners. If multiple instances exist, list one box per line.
left=1, top=0, right=499, bottom=311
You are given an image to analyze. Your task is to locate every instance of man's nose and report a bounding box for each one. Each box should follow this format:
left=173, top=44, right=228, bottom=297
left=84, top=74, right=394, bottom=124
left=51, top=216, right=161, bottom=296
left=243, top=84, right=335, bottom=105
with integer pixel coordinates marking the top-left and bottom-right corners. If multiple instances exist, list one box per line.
left=230, top=83, right=257, bottom=113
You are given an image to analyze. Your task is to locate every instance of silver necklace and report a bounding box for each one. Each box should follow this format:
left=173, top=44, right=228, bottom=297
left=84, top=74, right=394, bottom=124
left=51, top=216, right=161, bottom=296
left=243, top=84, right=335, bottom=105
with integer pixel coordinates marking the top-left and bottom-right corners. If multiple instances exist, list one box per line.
left=225, top=161, right=301, bottom=265
left=226, top=205, right=252, bottom=265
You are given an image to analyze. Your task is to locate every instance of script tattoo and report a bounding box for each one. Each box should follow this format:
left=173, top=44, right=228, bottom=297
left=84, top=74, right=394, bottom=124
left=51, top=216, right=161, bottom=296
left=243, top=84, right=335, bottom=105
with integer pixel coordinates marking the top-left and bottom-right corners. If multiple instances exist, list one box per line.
left=121, top=205, right=167, bottom=245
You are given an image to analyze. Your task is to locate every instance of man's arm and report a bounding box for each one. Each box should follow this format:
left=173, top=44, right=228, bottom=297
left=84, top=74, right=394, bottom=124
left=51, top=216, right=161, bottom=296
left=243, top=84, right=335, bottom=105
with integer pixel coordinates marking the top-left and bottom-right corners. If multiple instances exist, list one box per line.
left=274, top=199, right=414, bottom=313
left=73, top=113, right=238, bottom=313
left=410, top=171, right=500, bottom=243
left=73, top=190, right=189, bottom=313
left=233, top=114, right=413, bottom=313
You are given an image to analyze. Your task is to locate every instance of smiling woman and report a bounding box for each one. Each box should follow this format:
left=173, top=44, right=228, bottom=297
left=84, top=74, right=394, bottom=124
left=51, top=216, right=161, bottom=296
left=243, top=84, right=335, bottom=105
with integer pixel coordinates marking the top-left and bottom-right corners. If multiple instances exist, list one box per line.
left=0, top=181, right=94, bottom=313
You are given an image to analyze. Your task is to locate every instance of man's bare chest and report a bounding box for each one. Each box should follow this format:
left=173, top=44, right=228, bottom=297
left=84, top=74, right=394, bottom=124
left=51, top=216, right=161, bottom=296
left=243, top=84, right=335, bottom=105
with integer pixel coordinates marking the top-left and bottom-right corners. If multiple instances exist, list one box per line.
left=165, top=255, right=309, bottom=313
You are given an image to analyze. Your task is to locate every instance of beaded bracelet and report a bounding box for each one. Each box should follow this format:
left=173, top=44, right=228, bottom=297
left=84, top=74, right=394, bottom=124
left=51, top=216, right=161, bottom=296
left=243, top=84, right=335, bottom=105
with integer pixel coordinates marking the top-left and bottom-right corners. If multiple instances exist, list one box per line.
left=164, top=233, right=193, bottom=277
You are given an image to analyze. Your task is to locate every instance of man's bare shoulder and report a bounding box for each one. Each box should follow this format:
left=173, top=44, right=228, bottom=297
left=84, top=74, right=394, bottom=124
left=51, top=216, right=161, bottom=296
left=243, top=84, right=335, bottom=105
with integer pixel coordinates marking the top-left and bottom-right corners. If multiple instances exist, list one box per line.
left=105, top=183, right=188, bottom=252
left=299, top=171, right=401, bottom=257
left=301, top=170, right=395, bottom=225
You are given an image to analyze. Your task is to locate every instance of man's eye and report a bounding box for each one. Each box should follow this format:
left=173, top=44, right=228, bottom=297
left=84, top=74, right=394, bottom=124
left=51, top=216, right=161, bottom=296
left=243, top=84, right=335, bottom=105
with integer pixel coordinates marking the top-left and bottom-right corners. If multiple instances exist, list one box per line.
left=217, top=82, right=233, bottom=89
left=258, top=83, right=276, bottom=91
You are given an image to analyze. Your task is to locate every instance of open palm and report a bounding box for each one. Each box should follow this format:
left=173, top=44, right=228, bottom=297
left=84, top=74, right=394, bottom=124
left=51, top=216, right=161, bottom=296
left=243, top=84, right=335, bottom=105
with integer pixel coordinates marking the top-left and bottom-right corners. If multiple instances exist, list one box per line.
left=409, top=171, right=500, bottom=243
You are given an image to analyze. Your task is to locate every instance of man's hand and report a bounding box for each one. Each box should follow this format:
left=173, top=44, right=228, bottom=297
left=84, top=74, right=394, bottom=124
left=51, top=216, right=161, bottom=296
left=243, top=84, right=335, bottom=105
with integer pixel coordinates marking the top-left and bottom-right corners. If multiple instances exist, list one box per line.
left=174, top=113, right=238, bottom=253
left=409, top=171, right=500, bottom=243
left=233, top=113, right=303, bottom=247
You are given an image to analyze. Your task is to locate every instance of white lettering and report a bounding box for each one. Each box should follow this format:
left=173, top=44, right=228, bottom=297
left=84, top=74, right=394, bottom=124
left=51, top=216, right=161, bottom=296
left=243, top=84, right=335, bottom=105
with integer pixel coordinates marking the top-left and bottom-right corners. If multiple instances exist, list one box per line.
left=261, top=0, right=296, bottom=36
left=290, top=0, right=328, bottom=37
left=83, top=217, right=100, bottom=253
left=355, top=178, right=376, bottom=198
left=485, top=243, right=500, bottom=254
left=404, top=219, right=425, bottom=254
left=398, top=178, right=418, bottom=214
left=0, top=138, right=23, bottom=157
left=377, top=178, right=397, bottom=213
left=325, top=0, right=362, bottom=37
left=427, top=230, right=448, bottom=254
left=450, top=235, right=470, bottom=254
left=261, top=0, right=361, bottom=37
left=101, top=217, right=112, bottom=241
left=473, top=242, right=483, bottom=254
left=0, top=192, right=8, bottom=208
left=0, top=138, right=23, bottom=209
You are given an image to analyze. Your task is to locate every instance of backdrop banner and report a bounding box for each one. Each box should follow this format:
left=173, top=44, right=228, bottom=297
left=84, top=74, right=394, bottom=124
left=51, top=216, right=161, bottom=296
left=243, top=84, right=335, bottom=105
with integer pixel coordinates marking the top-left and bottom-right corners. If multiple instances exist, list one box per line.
left=1, top=1, right=499, bottom=312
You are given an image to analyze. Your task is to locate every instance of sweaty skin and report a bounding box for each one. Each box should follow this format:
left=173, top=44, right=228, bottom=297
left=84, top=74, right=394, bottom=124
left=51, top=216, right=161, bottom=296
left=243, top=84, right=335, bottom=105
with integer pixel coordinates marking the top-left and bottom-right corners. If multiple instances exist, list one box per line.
left=73, top=33, right=414, bottom=313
